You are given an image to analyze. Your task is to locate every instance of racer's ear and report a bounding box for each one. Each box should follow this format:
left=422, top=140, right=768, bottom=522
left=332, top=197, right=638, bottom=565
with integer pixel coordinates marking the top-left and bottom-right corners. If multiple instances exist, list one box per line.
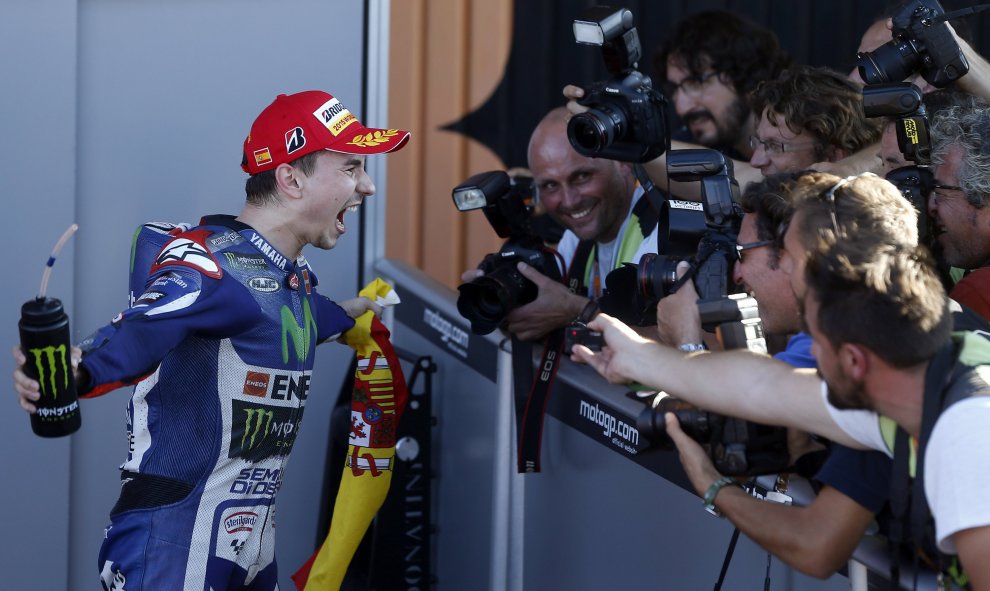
left=274, top=163, right=303, bottom=199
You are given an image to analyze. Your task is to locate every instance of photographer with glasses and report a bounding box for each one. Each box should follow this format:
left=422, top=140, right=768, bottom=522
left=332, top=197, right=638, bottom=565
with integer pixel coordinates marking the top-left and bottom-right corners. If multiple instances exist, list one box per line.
left=748, top=66, right=882, bottom=177
left=655, top=171, right=925, bottom=580
left=927, top=100, right=990, bottom=320
left=576, top=173, right=990, bottom=587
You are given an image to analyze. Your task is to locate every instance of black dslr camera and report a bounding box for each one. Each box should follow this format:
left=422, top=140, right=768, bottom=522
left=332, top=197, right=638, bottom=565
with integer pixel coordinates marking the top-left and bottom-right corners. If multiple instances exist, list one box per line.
left=631, top=302, right=786, bottom=475
left=637, top=149, right=741, bottom=320
left=862, top=82, right=935, bottom=244
left=453, top=171, right=562, bottom=335
left=856, top=0, right=968, bottom=88
left=636, top=392, right=790, bottom=476
left=625, top=149, right=789, bottom=476
left=567, top=6, right=668, bottom=163
left=595, top=149, right=743, bottom=326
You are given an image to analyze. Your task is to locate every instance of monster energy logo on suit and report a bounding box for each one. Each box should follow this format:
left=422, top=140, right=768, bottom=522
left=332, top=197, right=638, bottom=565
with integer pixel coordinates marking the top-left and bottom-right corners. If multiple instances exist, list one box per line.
left=229, top=400, right=299, bottom=462
left=30, top=344, right=69, bottom=398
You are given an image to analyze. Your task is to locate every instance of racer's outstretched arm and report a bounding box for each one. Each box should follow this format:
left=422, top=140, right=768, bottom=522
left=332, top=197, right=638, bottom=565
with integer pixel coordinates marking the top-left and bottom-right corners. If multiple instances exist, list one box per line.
left=79, top=267, right=260, bottom=397
left=570, top=312, right=863, bottom=447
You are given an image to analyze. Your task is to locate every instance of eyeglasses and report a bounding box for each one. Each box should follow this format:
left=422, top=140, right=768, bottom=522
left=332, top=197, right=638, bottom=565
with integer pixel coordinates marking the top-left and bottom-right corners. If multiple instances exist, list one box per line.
left=748, top=135, right=817, bottom=156
left=665, top=72, right=719, bottom=98
left=735, top=239, right=774, bottom=261
left=822, top=173, right=881, bottom=237
left=931, top=183, right=963, bottom=204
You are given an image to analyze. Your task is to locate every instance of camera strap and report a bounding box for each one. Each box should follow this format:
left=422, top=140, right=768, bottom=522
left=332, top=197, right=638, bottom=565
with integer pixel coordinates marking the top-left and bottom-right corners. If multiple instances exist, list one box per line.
left=511, top=330, right=565, bottom=473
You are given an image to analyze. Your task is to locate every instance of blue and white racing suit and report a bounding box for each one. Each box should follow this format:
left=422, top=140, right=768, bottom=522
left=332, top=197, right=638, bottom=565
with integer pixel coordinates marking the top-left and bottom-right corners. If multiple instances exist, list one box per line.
left=78, top=215, right=354, bottom=591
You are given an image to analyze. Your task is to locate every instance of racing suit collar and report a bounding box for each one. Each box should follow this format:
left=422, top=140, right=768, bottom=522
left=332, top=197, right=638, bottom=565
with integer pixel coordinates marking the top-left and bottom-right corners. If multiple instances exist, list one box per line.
left=199, top=214, right=296, bottom=273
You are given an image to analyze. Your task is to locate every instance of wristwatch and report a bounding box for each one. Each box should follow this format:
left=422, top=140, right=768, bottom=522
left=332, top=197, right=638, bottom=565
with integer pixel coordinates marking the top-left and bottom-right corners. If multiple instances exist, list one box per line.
left=677, top=343, right=706, bottom=353
left=576, top=300, right=600, bottom=325
left=703, top=476, right=743, bottom=515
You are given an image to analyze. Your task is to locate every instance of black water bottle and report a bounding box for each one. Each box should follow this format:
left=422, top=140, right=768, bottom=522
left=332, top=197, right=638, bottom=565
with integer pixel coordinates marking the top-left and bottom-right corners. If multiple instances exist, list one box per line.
left=19, top=297, right=81, bottom=437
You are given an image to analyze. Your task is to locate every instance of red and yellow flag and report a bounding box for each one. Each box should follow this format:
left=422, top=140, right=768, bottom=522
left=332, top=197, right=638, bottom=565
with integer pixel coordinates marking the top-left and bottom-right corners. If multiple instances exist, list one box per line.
left=293, top=279, right=407, bottom=591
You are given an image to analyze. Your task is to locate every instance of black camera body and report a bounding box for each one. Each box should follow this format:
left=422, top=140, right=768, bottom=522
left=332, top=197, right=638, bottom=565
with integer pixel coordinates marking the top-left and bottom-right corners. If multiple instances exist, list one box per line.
left=637, top=149, right=740, bottom=317
left=636, top=394, right=789, bottom=476
left=453, top=171, right=562, bottom=335
left=622, top=149, right=787, bottom=476
left=887, top=165, right=936, bottom=245
left=563, top=323, right=603, bottom=356
left=631, top=298, right=785, bottom=477
left=856, top=0, right=968, bottom=88
left=567, top=6, right=668, bottom=163
left=862, top=82, right=931, bottom=165
left=861, top=82, right=937, bottom=246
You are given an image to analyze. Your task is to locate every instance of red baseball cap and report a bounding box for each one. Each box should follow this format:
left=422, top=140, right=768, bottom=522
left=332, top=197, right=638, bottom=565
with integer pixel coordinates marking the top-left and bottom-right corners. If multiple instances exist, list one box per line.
left=241, top=90, right=410, bottom=174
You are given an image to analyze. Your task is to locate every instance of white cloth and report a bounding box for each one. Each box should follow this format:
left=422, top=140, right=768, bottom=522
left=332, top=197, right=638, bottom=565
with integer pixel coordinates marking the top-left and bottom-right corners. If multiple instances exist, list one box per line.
left=823, top=383, right=990, bottom=552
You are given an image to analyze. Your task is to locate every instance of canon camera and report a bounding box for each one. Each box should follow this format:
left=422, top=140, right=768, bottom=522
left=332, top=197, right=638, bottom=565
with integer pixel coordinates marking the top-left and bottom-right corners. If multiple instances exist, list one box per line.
left=856, top=0, right=968, bottom=88
left=453, top=171, right=562, bottom=335
left=567, top=6, right=668, bottom=163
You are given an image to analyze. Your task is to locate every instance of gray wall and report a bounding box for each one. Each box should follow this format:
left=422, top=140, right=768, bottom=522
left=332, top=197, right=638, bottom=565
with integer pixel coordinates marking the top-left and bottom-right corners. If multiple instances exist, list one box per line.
left=0, top=1, right=378, bottom=589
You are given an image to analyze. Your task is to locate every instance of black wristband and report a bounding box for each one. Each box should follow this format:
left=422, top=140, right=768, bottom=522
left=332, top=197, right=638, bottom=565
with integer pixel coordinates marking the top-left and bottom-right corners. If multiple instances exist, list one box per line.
left=577, top=300, right=599, bottom=325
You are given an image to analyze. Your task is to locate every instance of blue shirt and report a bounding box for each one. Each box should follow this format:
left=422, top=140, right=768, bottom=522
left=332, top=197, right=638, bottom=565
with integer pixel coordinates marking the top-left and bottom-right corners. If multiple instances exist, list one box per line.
left=773, top=331, right=891, bottom=513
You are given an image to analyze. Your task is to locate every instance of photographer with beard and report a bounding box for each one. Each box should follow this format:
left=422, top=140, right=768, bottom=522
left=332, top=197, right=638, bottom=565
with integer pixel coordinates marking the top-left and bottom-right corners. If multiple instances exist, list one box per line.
left=573, top=173, right=990, bottom=588
left=655, top=171, right=920, bottom=578
left=927, top=101, right=990, bottom=320
left=564, top=10, right=789, bottom=199
left=656, top=10, right=791, bottom=162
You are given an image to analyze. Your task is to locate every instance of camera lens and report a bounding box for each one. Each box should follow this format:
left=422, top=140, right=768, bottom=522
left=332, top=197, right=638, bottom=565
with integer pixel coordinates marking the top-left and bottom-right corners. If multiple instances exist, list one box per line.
left=456, top=265, right=536, bottom=335
left=636, top=395, right=714, bottom=449
left=567, top=107, right=626, bottom=156
left=637, top=253, right=682, bottom=304
left=856, top=38, right=920, bottom=85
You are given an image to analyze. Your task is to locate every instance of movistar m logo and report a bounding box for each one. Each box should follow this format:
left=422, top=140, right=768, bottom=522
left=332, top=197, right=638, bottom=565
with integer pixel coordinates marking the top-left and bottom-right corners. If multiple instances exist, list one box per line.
left=280, top=298, right=316, bottom=364
left=242, top=408, right=273, bottom=451
left=30, top=345, right=68, bottom=399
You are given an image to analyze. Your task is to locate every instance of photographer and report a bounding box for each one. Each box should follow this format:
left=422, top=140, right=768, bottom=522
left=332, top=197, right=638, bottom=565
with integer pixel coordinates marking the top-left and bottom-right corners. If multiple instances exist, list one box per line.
left=573, top=174, right=990, bottom=588
left=462, top=107, right=657, bottom=340
left=927, top=100, right=990, bottom=319
left=748, top=66, right=882, bottom=177
left=852, top=10, right=990, bottom=103
left=655, top=172, right=920, bottom=578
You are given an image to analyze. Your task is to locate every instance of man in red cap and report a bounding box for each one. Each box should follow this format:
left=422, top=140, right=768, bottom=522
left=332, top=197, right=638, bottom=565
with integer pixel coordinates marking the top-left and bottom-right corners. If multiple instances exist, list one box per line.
left=13, top=90, right=409, bottom=590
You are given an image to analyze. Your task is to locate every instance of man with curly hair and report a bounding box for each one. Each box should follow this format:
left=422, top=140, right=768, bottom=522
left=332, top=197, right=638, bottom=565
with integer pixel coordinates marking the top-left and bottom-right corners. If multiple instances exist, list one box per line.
left=748, top=65, right=882, bottom=176
left=655, top=10, right=792, bottom=161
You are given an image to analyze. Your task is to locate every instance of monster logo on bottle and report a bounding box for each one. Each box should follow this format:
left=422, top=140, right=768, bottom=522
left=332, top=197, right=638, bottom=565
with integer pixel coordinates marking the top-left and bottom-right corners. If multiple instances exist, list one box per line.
left=30, top=344, right=69, bottom=399
left=19, top=297, right=81, bottom=437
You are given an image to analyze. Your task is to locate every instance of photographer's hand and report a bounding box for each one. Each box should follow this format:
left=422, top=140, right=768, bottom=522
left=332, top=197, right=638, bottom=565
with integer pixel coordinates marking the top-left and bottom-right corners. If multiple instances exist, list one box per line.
left=656, top=262, right=704, bottom=347
left=665, top=411, right=722, bottom=497
left=947, top=22, right=990, bottom=103
left=571, top=312, right=654, bottom=384
left=505, top=262, right=587, bottom=341
left=562, top=85, right=588, bottom=116
left=808, top=145, right=881, bottom=177
left=460, top=268, right=483, bottom=283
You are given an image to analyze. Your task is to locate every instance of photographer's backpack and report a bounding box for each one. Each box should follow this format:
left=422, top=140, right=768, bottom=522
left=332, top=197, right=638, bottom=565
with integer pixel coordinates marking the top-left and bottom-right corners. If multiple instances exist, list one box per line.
left=886, top=330, right=990, bottom=590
